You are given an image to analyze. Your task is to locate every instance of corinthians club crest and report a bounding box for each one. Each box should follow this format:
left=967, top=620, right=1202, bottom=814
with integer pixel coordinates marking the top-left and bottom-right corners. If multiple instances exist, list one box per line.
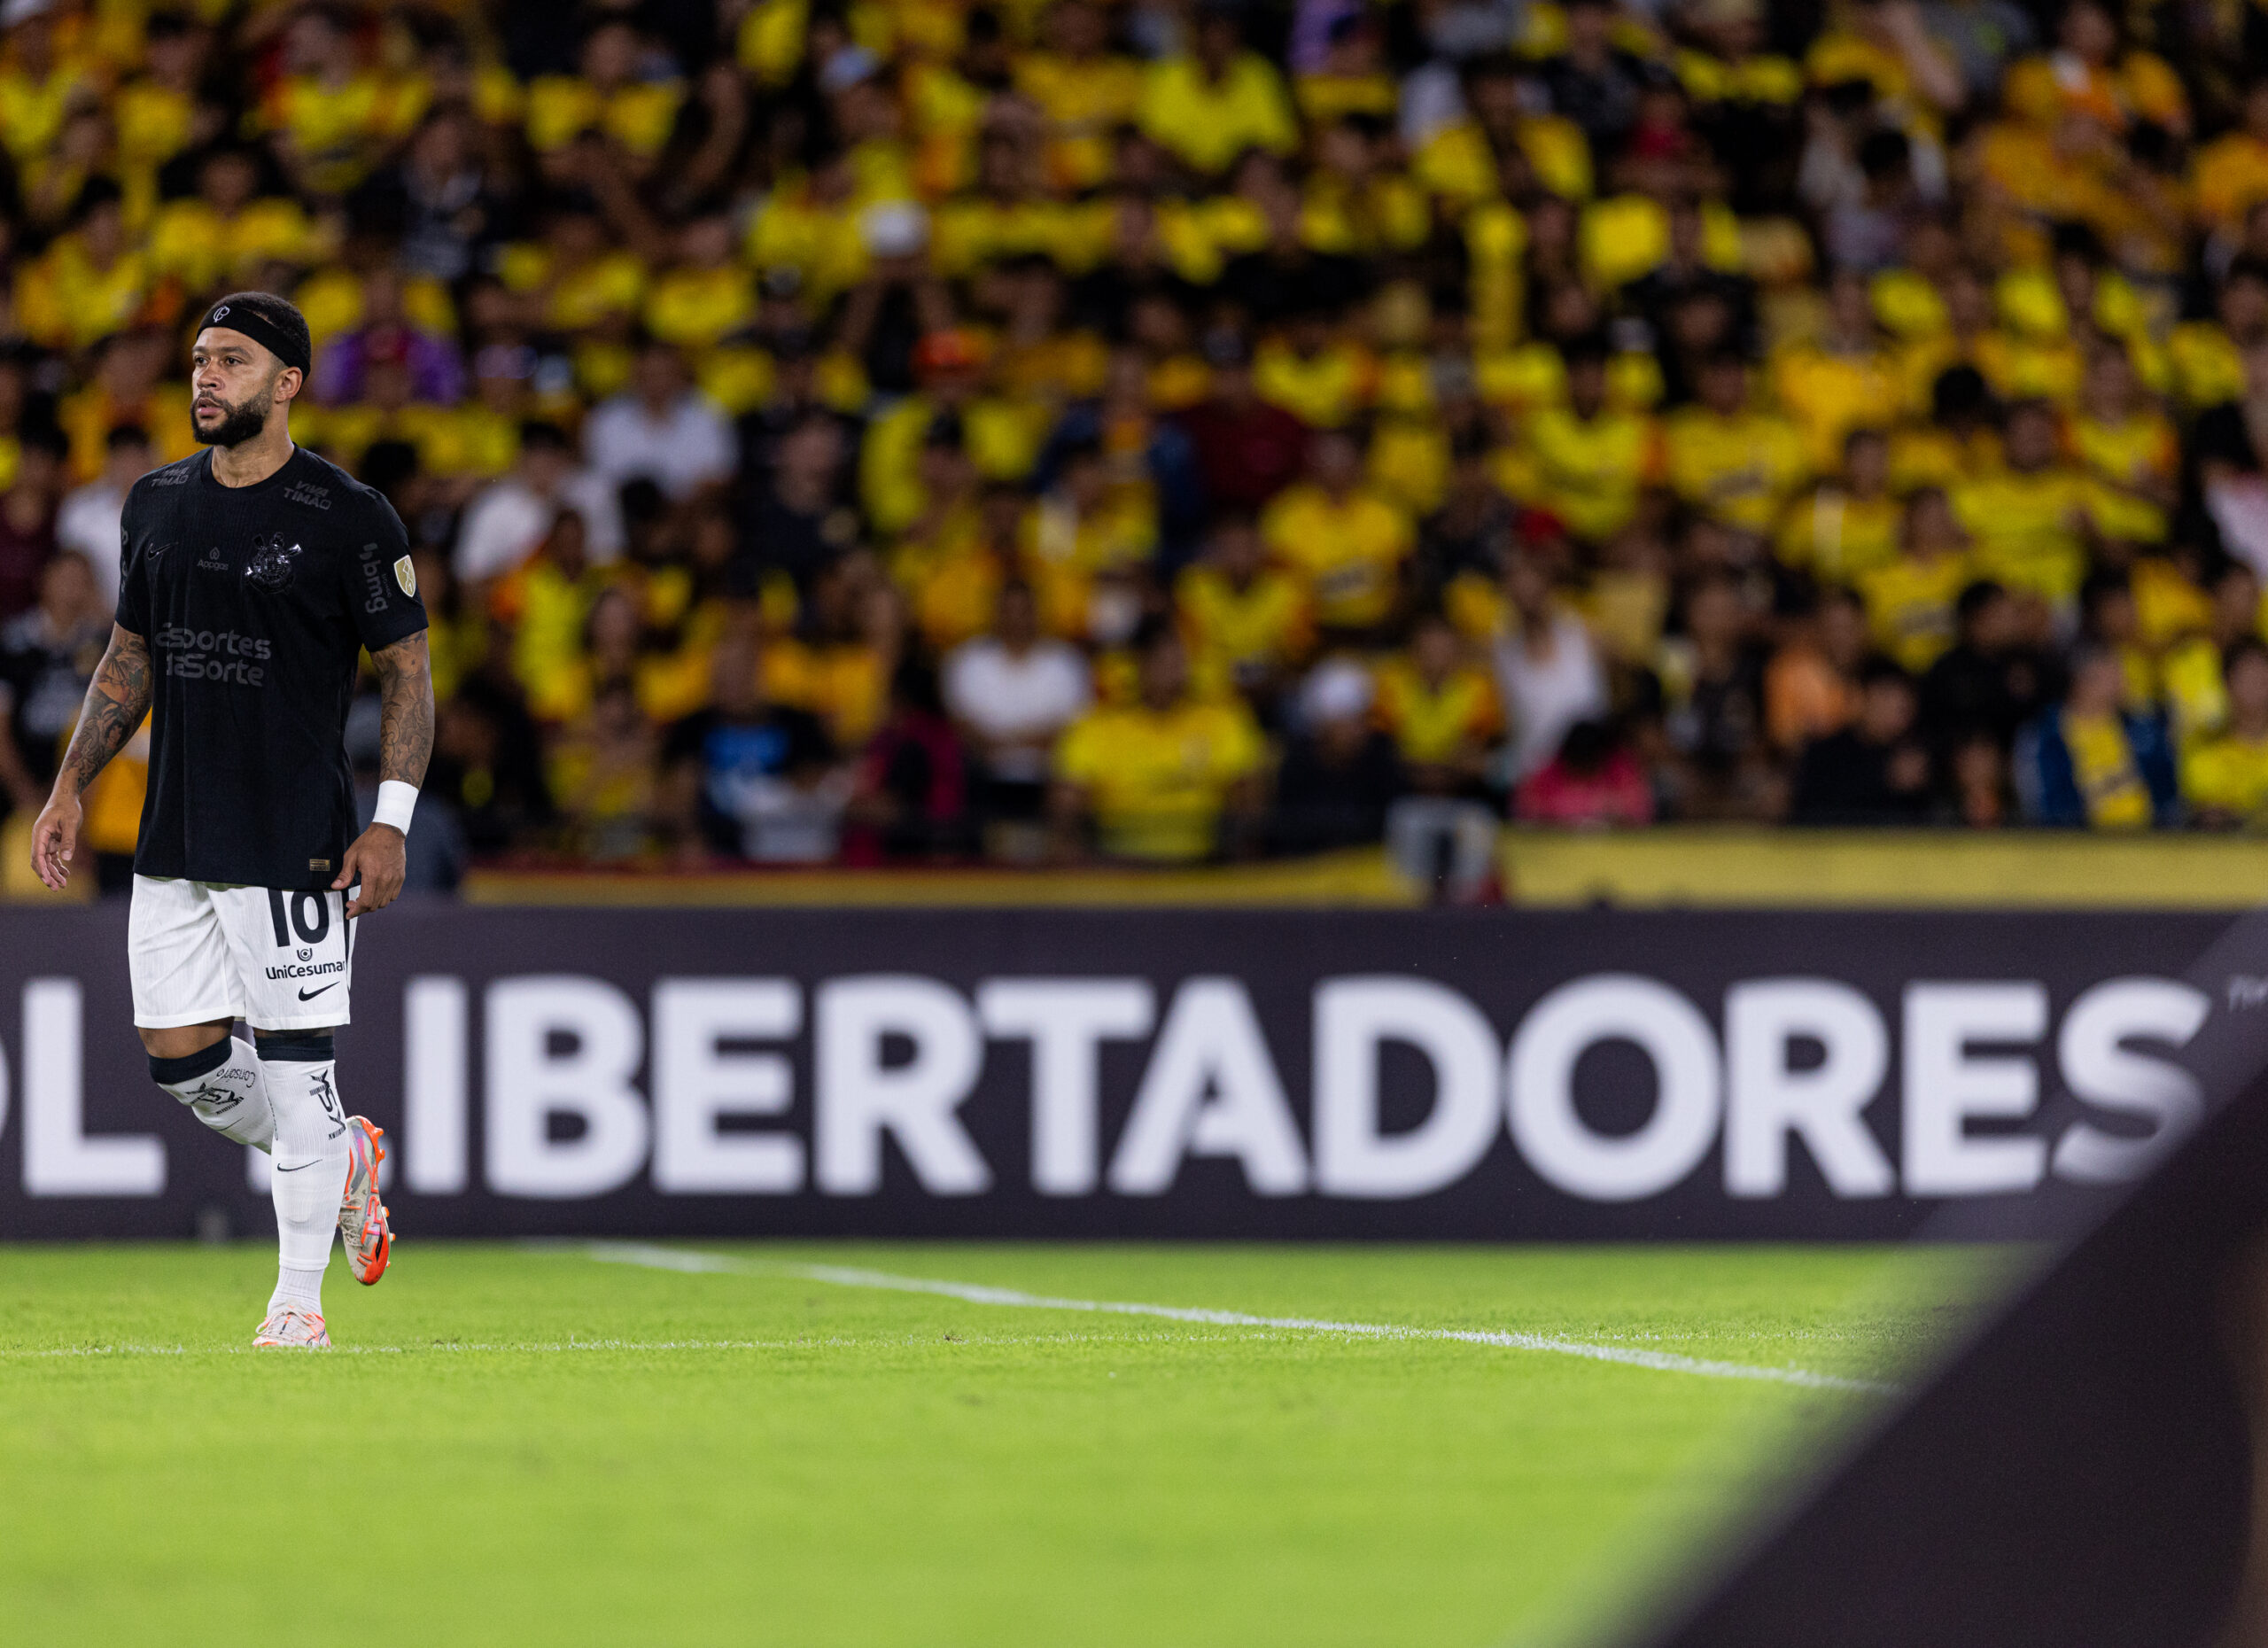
left=244, top=532, right=303, bottom=591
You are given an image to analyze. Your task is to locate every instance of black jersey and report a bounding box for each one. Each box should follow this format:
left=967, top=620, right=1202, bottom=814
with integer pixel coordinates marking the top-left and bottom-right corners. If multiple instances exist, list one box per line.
left=113, top=446, right=427, bottom=889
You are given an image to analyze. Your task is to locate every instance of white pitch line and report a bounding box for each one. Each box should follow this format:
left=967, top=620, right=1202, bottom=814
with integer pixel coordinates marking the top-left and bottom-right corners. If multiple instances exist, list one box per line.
left=0, top=1339, right=790, bottom=1359
left=584, top=1241, right=1899, bottom=1395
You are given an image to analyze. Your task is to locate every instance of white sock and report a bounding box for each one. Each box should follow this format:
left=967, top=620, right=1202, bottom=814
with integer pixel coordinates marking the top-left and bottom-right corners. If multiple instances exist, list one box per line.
left=150, top=1038, right=275, bottom=1152
left=259, top=1033, right=349, bottom=1317
left=270, top=1264, right=326, bottom=1316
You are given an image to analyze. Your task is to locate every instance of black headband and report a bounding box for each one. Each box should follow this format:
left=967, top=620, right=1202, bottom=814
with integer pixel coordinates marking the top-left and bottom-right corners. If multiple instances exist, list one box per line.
left=198, top=300, right=310, bottom=377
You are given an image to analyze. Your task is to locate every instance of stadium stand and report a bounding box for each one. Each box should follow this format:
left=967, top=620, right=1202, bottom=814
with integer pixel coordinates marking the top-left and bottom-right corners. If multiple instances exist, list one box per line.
left=7, top=0, right=2268, bottom=882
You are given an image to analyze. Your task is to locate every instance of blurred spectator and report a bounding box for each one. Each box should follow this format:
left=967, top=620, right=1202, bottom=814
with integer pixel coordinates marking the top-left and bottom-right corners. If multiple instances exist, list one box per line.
left=2181, top=640, right=2268, bottom=828
left=1025, top=436, right=1158, bottom=645
left=739, top=411, right=856, bottom=603
left=1777, top=426, right=1898, bottom=590
left=664, top=635, right=846, bottom=863
left=55, top=424, right=149, bottom=607
left=1138, top=6, right=1299, bottom=180
left=1951, top=399, right=2096, bottom=615
left=1052, top=623, right=1263, bottom=862
left=1938, top=730, right=2014, bottom=828
left=1375, top=612, right=1502, bottom=793
left=2163, top=563, right=2268, bottom=742
left=1511, top=335, right=1664, bottom=548
left=454, top=422, right=625, bottom=586
left=1176, top=513, right=1314, bottom=710
left=366, top=108, right=501, bottom=285
left=315, top=264, right=465, bottom=408
left=1270, top=659, right=1406, bottom=853
left=1766, top=586, right=1868, bottom=754
left=1661, top=571, right=1773, bottom=819
left=1516, top=719, right=1654, bottom=828
left=431, top=668, right=556, bottom=856
left=1540, top=0, right=1653, bottom=159
left=1492, top=555, right=1609, bottom=782
left=1044, top=350, right=1207, bottom=570
left=1415, top=430, right=1517, bottom=605
left=60, top=329, right=190, bottom=484
left=0, top=549, right=107, bottom=821
left=497, top=509, right=608, bottom=722
left=1918, top=579, right=2062, bottom=758
left=1665, top=352, right=1807, bottom=539
left=843, top=658, right=974, bottom=864
left=2016, top=647, right=2178, bottom=828
left=583, top=340, right=737, bottom=501
left=0, top=429, right=63, bottom=621
left=1262, top=426, right=1414, bottom=642
left=1788, top=656, right=1933, bottom=823
left=945, top=580, right=1091, bottom=837
left=1177, top=332, right=1309, bottom=516
left=1920, top=0, right=2032, bottom=100
left=549, top=677, right=661, bottom=861
left=1857, top=486, right=1972, bottom=675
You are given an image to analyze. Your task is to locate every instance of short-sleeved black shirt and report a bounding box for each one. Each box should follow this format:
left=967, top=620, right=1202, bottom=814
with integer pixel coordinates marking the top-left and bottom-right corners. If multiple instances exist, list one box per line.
left=114, top=447, right=427, bottom=889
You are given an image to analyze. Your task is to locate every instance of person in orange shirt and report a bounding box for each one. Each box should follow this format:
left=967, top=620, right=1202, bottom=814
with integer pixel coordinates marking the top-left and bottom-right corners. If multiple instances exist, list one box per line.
left=1765, top=585, right=1868, bottom=754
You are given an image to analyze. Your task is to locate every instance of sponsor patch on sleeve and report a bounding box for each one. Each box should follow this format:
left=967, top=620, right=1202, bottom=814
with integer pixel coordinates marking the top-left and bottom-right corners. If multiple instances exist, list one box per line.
left=392, top=555, right=417, bottom=597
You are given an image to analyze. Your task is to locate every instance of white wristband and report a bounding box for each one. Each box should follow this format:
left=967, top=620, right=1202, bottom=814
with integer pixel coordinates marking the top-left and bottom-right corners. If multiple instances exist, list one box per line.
left=373, top=780, right=419, bottom=836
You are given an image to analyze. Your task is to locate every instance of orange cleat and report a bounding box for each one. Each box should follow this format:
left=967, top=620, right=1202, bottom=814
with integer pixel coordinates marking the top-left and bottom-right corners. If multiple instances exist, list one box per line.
left=339, top=1116, right=392, bottom=1287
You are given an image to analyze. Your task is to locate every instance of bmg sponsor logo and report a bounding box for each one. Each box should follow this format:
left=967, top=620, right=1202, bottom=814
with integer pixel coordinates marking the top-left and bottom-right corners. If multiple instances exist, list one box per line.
left=156, top=624, right=271, bottom=686
left=356, top=542, right=388, bottom=615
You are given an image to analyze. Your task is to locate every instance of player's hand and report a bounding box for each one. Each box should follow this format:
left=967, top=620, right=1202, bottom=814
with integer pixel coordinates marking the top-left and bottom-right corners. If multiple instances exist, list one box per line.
left=337, top=822, right=406, bottom=919
left=29, top=789, right=81, bottom=890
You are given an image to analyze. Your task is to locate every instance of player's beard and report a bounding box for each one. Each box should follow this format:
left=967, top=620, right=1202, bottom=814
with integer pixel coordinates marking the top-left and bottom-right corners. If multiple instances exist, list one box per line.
left=191, top=380, right=276, bottom=448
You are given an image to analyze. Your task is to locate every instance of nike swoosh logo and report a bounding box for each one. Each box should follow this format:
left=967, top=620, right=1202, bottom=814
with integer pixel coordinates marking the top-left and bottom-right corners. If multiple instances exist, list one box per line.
left=275, top=1161, right=317, bottom=1172
left=297, top=983, right=338, bottom=1000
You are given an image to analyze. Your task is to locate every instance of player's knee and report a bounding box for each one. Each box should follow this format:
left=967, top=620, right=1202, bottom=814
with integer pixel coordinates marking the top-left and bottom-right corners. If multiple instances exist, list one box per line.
left=148, top=1038, right=231, bottom=1089
left=137, top=1022, right=232, bottom=1061
left=253, top=1029, right=335, bottom=1061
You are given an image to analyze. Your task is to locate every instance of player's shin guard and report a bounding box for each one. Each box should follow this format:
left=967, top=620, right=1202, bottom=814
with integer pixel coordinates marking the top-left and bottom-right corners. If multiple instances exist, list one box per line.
left=258, top=1030, right=350, bottom=1313
left=151, top=1038, right=275, bottom=1152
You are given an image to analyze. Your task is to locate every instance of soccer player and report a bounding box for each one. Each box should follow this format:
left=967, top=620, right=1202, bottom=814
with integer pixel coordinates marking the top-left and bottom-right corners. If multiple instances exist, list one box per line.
left=27, top=292, right=433, bottom=1350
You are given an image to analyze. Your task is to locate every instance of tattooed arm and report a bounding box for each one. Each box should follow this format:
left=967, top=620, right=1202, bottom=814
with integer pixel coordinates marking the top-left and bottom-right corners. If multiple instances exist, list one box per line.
left=370, top=631, right=434, bottom=788
left=334, top=631, right=433, bottom=917
left=30, top=626, right=152, bottom=890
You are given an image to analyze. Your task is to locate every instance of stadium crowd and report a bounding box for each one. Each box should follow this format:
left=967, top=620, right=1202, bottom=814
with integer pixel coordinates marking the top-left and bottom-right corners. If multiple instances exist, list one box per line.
left=7, top=0, right=2268, bottom=879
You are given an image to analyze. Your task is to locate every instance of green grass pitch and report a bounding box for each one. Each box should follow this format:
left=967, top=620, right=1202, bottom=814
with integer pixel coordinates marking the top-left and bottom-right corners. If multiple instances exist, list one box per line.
left=0, top=1240, right=2017, bottom=1647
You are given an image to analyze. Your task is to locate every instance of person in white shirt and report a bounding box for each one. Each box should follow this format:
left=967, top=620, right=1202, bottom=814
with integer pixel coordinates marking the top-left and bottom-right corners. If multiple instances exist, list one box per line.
left=454, top=420, right=624, bottom=586
left=944, top=579, right=1092, bottom=820
left=1492, top=553, right=1608, bottom=781
left=581, top=339, right=737, bottom=501
left=55, top=424, right=152, bottom=608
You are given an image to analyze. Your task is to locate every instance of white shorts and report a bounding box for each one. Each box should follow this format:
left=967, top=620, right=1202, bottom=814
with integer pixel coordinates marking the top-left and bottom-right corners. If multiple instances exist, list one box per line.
left=128, top=875, right=353, bottom=1031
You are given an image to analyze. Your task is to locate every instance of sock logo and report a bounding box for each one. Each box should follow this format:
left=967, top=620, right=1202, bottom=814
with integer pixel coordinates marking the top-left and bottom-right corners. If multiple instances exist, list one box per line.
left=311, top=1068, right=345, bottom=1126
left=183, top=1081, right=242, bottom=1114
